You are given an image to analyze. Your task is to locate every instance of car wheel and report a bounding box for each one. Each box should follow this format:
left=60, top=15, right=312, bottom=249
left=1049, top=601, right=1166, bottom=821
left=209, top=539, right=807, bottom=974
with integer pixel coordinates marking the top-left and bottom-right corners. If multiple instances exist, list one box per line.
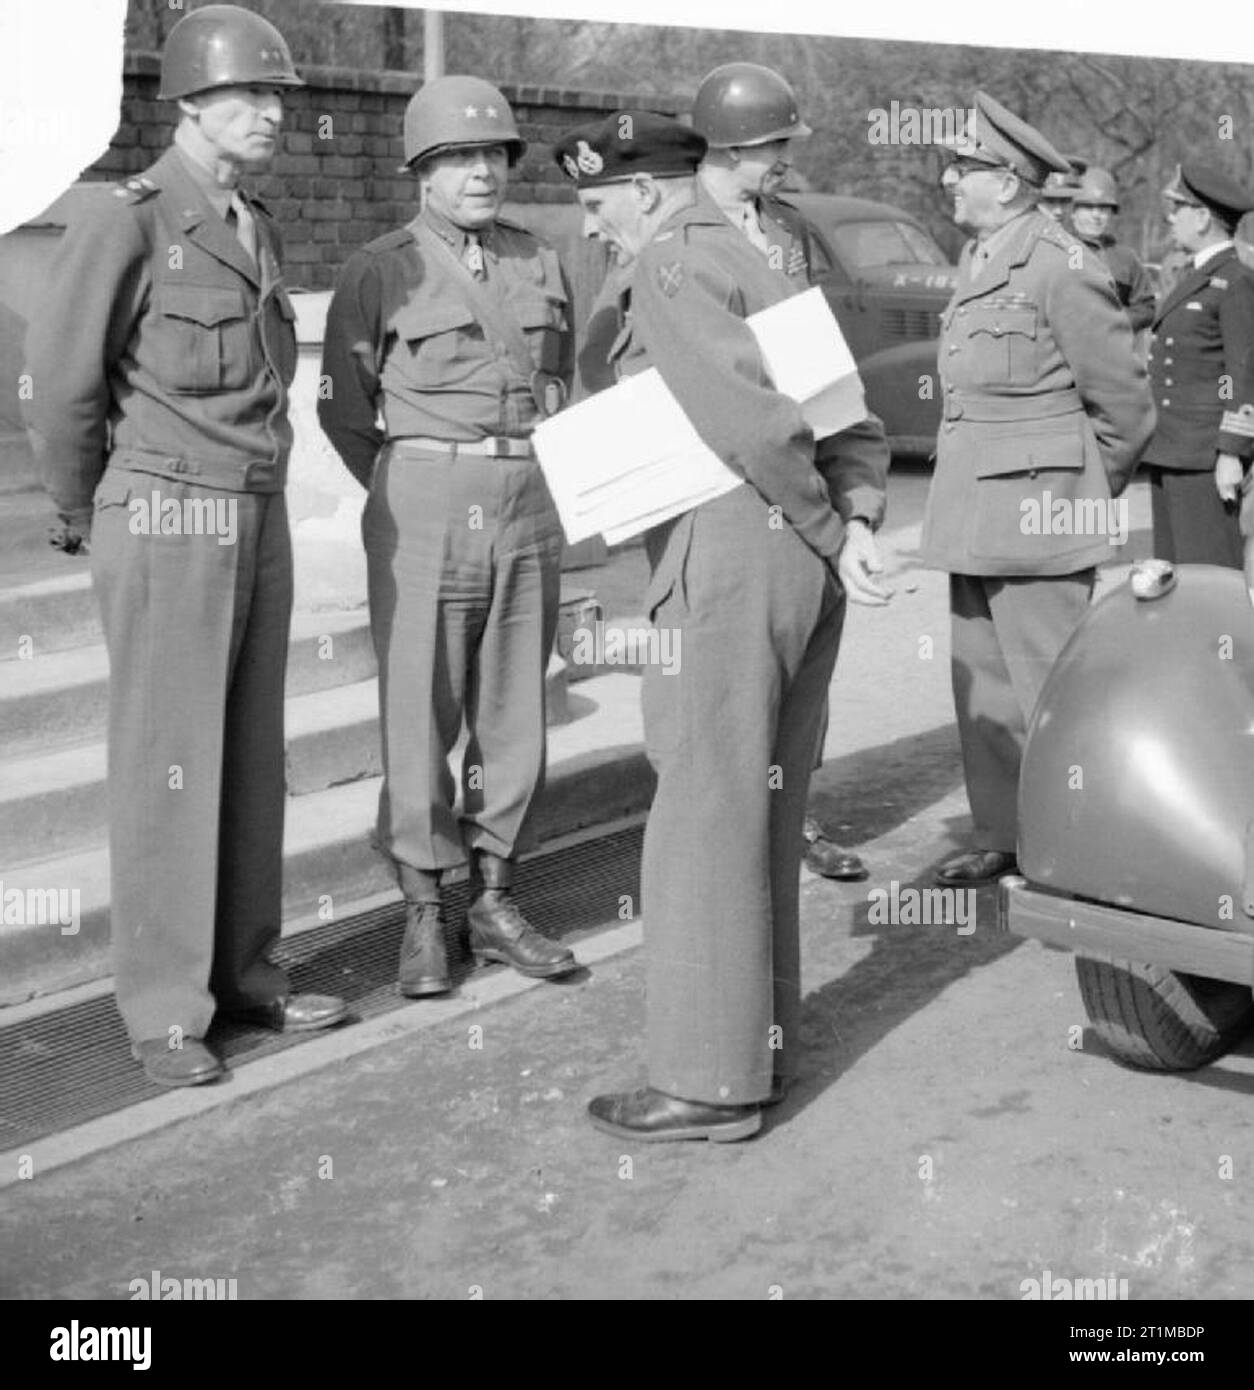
left=1075, top=954, right=1254, bottom=1071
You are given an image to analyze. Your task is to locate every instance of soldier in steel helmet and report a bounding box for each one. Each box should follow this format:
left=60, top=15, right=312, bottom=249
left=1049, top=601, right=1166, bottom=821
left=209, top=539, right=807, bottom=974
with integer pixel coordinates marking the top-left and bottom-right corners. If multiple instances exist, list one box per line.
left=23, top=4, right=346, bottom=1088
left=692, top=61, right=892, bottom=884
left=1142, top=162, right=1254, bottom=571
left=556, top=112, right=863, bottom=1142
left=1069, top=167, right=1156, bottom=333
left=319, top=76, right=578, bottom=997
left=922, top=92, right=1154, bottom=887
left=1038, top=168, right=1080, bottom=225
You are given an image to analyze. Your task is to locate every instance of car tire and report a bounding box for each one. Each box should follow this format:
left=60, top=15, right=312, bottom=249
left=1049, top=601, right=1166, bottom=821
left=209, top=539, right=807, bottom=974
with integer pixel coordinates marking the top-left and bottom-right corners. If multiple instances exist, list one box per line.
left=1075, top=954, right=1254, bottom=1071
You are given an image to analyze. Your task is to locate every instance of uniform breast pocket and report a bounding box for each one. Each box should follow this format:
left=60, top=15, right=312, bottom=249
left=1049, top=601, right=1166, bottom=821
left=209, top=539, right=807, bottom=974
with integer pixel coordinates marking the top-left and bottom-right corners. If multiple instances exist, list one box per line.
left=391, top=301, right=479, bottom=384
left=158, top=284, right=254, bottom=394
left=966, top=305, right=1039, bottom=385
left=513, top=292, right=569, bottom=375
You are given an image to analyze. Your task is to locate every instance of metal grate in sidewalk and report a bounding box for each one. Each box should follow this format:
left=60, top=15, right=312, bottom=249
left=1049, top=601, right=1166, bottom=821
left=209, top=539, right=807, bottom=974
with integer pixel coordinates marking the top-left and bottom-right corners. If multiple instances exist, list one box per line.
left=0, top=825, right=643, bottom=1152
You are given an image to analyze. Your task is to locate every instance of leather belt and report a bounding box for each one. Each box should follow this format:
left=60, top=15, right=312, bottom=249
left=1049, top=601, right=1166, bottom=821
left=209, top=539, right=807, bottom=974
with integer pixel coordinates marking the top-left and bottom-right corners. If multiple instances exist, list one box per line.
left=392, top=435, right=534, bottom=459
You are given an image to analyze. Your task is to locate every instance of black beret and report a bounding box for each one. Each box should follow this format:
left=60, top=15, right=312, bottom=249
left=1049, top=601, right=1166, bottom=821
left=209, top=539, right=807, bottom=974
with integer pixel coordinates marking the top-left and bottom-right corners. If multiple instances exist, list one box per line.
left=1166, top=162, right=1254, bottom=221
left=553, top=110, right=707, bottom=187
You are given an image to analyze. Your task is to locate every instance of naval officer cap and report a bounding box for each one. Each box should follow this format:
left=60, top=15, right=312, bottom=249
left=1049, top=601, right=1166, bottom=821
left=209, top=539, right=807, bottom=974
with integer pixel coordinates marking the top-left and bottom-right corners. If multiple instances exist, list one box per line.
left=946, top=91, right=1072, bottom=187
left=1164, top=162, right=1254, bottom=222
left=554, top=111, right=707, bottom=187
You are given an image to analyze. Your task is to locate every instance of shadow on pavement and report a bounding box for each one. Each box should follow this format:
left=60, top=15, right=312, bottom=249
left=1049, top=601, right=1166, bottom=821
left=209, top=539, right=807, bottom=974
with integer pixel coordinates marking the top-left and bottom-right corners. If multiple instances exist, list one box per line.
left=807, top=721, right=963, bottom=846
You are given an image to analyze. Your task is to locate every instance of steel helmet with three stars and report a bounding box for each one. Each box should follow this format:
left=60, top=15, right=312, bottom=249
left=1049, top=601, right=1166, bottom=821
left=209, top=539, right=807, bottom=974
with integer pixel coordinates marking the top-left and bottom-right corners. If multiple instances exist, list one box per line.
left=157, top=4, right=304, bottom=101
left=402, top=76, right=526, bottom=170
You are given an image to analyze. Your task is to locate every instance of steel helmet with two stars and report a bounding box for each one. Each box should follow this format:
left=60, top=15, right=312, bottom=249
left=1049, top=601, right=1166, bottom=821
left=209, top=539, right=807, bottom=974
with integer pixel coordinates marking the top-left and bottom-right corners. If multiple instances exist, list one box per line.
left=157, top=4, right=304, bottom=101
left=691, top=62, right=812, bottom=149
left=402, top=76, right=526, bottom=170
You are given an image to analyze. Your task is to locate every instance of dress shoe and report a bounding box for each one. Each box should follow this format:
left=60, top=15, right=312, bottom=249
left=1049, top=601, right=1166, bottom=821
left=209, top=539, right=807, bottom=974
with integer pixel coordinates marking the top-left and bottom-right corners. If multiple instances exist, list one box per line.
left=934, top=849, right=1018, bottom=886
left=802, top=817, right=867, bottom=880
left=223, top=992, right=347, bottom=1033
left=588, top=1088, right=761, bottom=1142
left=398, top=901, right=452, bottom=997
left=132, top=1038, right=224, bottom=1089
left=467, top=890, right=578, bottom=979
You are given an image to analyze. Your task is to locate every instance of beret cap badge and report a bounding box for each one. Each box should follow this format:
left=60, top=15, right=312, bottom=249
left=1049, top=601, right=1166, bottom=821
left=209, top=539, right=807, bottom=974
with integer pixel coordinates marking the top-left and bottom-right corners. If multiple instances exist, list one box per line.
left=576, top=140, right=604, bottom=175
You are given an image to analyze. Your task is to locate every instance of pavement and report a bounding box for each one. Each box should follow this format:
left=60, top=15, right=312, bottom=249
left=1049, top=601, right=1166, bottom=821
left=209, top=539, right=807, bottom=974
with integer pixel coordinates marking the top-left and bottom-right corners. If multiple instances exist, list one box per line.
left=15, top=470, right=1242, bottom=1310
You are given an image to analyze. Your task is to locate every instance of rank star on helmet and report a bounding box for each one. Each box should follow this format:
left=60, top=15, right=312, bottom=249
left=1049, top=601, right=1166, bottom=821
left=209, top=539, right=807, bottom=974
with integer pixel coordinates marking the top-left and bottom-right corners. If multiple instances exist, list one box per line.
left=465, top=105, right=479, bottom=118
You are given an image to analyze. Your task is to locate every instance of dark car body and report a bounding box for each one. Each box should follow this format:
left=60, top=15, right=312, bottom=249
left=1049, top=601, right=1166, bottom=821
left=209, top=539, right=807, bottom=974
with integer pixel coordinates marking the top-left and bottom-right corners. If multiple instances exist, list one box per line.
left=788, top=193, right=955, bottom=459
left=505, top=192, right=956, bottom=459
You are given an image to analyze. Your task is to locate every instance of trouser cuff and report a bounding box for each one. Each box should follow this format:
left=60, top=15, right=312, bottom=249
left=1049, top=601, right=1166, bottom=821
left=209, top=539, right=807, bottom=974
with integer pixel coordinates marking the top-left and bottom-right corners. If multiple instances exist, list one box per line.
left=396, top=863, right=442, bottom=902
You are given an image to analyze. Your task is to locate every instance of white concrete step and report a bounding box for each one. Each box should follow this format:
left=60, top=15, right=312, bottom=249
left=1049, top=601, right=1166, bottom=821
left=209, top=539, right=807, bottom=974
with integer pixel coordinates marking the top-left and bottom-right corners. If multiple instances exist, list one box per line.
left=0, top=608, right=376, bottom=759
left=0, top=671, right=652, bottom=1005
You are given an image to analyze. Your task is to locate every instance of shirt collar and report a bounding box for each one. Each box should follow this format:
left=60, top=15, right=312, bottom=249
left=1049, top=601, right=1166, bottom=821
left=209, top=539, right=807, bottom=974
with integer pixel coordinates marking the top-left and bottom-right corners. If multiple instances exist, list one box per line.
left=418, top=203, right=493, bottom=255
left=172, top=132, right=238, bottom=220
left=1195, top=240, right=1234, bottom=269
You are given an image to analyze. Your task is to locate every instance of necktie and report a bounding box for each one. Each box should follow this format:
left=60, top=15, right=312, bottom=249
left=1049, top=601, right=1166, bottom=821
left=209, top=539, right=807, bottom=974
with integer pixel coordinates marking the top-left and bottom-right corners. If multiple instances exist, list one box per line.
left=740, top=201, right=770, bottom=253
left=227, top=190, right=257, bottom=265
left=465, top=232, right=486, bottom=280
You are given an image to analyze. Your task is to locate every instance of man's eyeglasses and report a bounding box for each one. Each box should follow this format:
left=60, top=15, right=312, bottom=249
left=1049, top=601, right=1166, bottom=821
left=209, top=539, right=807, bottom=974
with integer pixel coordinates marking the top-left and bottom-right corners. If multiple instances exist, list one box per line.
left=940, top=155, right=1009, bottom=188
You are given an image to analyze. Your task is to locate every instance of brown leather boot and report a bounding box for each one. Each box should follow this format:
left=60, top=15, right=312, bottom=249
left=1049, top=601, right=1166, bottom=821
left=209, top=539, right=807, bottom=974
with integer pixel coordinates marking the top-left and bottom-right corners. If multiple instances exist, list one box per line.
left=466, top=852, right=578, bottom=980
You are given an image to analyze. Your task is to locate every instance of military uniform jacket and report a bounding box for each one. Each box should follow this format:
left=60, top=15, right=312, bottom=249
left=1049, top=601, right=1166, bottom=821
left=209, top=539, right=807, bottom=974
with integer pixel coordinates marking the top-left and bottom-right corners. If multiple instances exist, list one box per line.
left=759, top=193, right=890, bottom=529
left=318, top=211, right=571, bottom=488
left=1143, top=246, right=1254, bottom=472
left=920, top=209, right=1155, bottom=577
left=1082, top=235, right=1157, bottom=333
left=24, top=146, right=299, bottom=521
left=611, top=196, right=847, bottom=574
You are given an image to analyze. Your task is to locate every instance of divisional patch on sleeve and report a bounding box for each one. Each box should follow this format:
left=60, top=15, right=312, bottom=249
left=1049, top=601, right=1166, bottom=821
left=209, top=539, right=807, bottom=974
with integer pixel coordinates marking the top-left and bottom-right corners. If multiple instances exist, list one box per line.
left=657, top=261, right=684, bottom=297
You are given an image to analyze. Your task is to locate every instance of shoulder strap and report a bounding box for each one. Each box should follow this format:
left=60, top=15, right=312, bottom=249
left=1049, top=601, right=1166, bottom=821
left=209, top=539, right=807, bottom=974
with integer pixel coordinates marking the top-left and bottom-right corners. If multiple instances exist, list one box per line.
left=411, top=218, right=539, bottom=383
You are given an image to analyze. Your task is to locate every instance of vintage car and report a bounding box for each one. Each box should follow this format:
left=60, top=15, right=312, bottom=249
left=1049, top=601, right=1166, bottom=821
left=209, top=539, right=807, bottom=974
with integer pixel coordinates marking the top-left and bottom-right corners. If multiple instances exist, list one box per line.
left=787, top=192, right=954, bottom=459
left=999, top=560, right=1254, bottom=1071
left=504, top=190, right=956, bottom=458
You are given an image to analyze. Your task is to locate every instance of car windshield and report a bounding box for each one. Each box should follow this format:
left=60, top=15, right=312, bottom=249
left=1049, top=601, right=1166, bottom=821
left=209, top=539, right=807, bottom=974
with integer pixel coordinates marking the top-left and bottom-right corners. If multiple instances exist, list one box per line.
left=829, top=219, right=949, bottom=269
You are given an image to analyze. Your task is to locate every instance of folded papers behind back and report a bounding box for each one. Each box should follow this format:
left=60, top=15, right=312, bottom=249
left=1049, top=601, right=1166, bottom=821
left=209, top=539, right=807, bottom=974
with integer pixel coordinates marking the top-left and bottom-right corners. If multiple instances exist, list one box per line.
left=533, top=368, right=742, bottom=546
left=533, top=286, right=867, bottom=545
left=748, top=285, right=867, bottom=440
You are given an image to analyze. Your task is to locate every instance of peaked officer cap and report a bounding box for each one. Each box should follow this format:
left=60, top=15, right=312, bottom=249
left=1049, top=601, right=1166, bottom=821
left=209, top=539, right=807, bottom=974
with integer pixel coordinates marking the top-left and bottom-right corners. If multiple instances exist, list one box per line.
left=946, top=92, right=1072, bottom=188
left=1165, top=162, right=1254, bottom=222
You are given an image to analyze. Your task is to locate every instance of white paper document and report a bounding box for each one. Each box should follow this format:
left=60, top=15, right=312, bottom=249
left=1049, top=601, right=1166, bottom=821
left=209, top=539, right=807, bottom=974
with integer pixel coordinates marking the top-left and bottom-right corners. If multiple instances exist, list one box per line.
left=747, top=285, right=867, bottom=440
left=533, top=285, right=867, bottom=546
left=533, top=368, right=743, bottom=546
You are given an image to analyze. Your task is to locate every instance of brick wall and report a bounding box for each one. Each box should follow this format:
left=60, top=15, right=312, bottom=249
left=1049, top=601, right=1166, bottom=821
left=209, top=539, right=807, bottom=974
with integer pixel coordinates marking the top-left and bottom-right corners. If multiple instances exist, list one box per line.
left=88, top=54, right=684, bottom=290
